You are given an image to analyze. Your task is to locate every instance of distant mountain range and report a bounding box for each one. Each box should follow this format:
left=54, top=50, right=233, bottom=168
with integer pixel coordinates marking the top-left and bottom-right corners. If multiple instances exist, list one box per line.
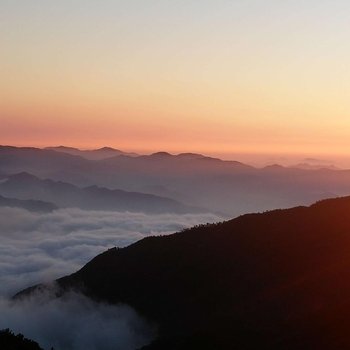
left=289, top=162, right=339, bottom=170
left=17, top=195, right=350, bottom=349
left=0, top=172, right=202, bottom=214
left=1, top=145, right=349, bottom=216
left=0, top=194, right=57, bottom=212
left=45, top=146, right=139, bottom=160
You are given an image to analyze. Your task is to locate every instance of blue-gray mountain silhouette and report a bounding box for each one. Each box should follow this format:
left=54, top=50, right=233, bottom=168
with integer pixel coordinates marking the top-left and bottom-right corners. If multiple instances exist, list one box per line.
left=0, top=172, right=202, bottom=214
left=0, top=194, right=57, bottom=212
left=1, top=145, right=346, bottom=216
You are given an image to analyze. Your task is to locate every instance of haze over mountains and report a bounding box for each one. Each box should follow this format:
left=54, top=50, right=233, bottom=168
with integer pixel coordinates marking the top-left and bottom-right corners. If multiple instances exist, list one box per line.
left=0, top=172, right=200, bottom=214
left=1, top=145, right=349, bottom=216
left=17, top=195, right=350, bottom=349
left=0, top=195, right=57, bottom=213
left=3, top=145, right=350, bottom=349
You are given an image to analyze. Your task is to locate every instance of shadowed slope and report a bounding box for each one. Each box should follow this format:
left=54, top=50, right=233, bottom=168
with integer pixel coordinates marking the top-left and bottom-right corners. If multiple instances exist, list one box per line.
left=17, top=196, right=350, bottom=349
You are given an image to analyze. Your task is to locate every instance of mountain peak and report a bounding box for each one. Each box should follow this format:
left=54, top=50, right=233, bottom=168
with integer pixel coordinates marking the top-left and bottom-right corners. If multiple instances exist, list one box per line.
left=263, top=164, right=285, bottom=170
left=149, top=152, right=172, bottom=158
left=44, top=145, right=138, bottom=160
left=176, top=153, right=205, bottom=159
left=8, top=172, right=39, bottom=182
left=96, top=147, right=119, bottom=152
left=46, top=146, right=79, bottom=151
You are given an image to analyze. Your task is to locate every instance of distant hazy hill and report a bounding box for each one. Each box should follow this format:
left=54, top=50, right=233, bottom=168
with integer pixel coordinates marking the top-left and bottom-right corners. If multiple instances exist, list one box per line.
left=290, top=162, right=339, bottom=170
left=0, top=145, right=90, bottom=185
left=18, top=196, right=350, bottom=349
left=45, top=146, right=138, bottom=160
left=0, top=194, right=57, bottom=212
left=0, top=172, right=202, bottom=214
left=1, top=145, right=349, bottom=216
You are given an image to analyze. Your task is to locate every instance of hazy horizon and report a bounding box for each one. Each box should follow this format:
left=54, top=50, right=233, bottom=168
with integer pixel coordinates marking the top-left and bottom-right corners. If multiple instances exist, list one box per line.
left=2, top=1, right=350, bottom=157
left=3, top=143, right=350, bottom=168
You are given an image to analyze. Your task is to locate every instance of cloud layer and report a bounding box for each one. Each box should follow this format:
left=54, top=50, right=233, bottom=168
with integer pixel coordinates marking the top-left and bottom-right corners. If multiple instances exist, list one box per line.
left=0, top=207, right=221, bottom=296
left=0, top=288, right=156, bottom=350
left=0, top=206, right=221, bottom=349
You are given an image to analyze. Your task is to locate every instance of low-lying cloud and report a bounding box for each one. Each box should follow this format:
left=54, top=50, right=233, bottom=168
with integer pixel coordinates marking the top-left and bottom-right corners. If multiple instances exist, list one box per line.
left=0, top=287, right=156, bottom=350
left=0, top=206, right=221, bottom=349
left=0, top=207, right=221, bottom=296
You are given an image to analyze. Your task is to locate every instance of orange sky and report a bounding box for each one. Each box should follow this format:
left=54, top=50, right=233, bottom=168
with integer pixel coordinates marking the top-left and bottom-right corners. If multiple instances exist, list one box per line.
left=1, top=1, right=350, bottom=160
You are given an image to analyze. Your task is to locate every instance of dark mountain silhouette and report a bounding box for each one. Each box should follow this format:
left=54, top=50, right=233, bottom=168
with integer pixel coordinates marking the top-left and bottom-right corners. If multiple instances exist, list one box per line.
left=0, top=194, right=57, bottom=212
left=45, top=146, right=138, bottom=160
left=17, top=195, right=350, bottom=349
left=0, top=329, right=43, bottom=350
left=0, top=172, right=202, bottom=214
left=2, top=145, right=350, bottom=216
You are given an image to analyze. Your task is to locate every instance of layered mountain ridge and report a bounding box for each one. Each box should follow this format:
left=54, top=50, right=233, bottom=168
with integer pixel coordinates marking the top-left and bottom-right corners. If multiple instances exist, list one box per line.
left=0, top=172, right=202, bottom=214
left=0, top=194, right=57, bottom=212
left=1, top=145, right=348, bottom=216
left=45, top=146, right=139, bottom=160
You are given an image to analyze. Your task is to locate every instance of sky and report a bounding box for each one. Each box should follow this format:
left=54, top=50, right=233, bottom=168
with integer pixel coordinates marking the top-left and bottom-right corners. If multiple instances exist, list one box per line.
left=1, top=0, right=350, bottom=159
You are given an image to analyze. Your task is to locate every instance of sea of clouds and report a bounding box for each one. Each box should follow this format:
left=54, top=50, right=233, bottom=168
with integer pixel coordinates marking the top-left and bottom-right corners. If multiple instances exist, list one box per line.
left=0, top=206, right=221, bottom=349
left=0, top=207, right=221, bottom=296
left=0, top=288, right=156, bottom=350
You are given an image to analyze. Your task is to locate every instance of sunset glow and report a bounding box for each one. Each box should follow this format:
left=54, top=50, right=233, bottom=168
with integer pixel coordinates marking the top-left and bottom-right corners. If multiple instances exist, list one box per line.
left=2, top=1, right=350, bottom=158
